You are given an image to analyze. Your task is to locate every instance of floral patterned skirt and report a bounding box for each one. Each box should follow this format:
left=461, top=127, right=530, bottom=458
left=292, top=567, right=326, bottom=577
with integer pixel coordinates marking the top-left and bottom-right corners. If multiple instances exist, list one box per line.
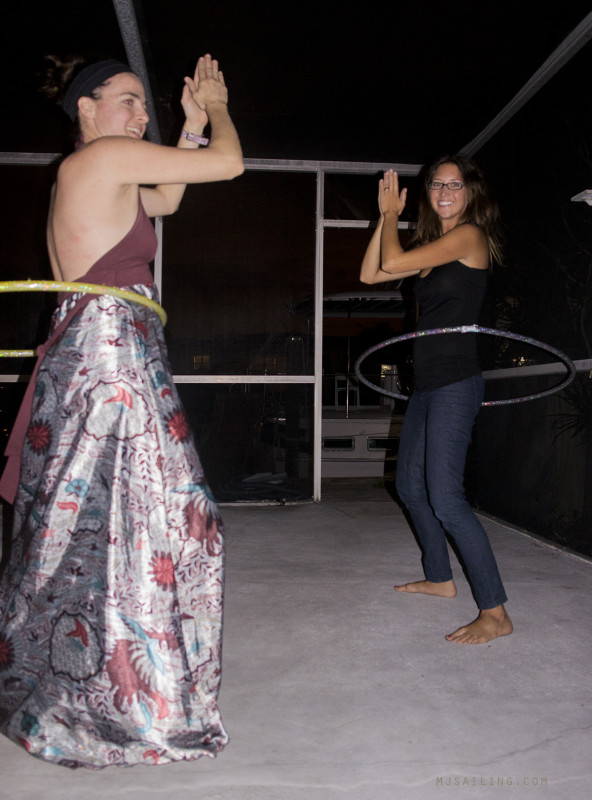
left=0, top=287, right=227, bottom=768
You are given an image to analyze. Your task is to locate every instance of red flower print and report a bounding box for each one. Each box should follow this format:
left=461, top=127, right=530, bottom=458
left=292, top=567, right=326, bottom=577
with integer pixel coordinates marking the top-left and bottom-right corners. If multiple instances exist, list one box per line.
left=27, top=420, right=51, bottom=453
left=66, top=618, right=89, bottom=647
left=105, top=385, right=133, bottom=409
left=133, top=320, right=147, bottom=339
left=149, top=552, right=175, bottom=591
left=165, top=409, right=189, bottom=443
left=0, top=633, right=14, bottom=672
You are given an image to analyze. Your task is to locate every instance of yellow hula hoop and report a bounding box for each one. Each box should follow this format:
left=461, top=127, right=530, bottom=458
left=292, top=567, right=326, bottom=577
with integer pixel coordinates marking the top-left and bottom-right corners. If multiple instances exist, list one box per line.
left=0, top=349, right=37, bottom=358
left=0, top=279, right=167, bottom=358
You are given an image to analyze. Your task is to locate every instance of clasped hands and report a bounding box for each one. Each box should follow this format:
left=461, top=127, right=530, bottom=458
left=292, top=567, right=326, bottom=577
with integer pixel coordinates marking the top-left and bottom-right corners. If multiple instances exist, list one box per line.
left=181, top=54, right=229, bottom=129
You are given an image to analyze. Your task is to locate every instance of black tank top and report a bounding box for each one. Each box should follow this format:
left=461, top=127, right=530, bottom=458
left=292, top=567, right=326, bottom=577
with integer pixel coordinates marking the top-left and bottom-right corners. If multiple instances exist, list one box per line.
left=412, top=260, right=487, bottom=391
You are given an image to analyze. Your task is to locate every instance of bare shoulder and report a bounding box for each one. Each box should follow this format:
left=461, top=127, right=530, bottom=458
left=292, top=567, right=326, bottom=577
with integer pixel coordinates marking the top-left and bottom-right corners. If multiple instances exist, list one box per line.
left=56, top=142, right=136, bottom=206
left=59, top=138, right=129, bottom=176
left=444, top=222, right=485, bottom=244
left=449, top=223, right=489, bottom=269
left=53, top=147, right=138, bottom=242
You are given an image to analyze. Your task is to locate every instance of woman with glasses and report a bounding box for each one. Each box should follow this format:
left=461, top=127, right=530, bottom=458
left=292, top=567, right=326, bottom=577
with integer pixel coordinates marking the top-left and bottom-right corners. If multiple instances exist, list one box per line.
left=360, top=154, right=511, bottom=645
left=0, top=54, right=243, bottom=766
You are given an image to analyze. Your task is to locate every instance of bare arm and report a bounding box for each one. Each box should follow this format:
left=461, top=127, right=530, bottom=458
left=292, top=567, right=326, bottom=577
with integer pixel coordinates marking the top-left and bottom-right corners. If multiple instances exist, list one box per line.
left=382, top=222, right=488, bottom=273
left=360, top=171, right=419, bottom=285
left=360, top=217, right=419, bottom=284
left=140, top=55, right=243, bottom=217
left=140, top=62, right=210, bottom=217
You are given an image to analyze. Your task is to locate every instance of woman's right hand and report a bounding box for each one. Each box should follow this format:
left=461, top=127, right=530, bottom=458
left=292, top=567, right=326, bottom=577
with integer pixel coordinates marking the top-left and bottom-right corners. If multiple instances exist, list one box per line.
left=379, top=169, right=407, bottom=217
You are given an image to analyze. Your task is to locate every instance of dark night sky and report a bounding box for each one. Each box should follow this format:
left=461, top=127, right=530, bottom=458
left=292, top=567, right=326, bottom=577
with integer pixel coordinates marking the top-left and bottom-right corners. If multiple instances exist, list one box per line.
left=1, top=0, right=591, bottom=163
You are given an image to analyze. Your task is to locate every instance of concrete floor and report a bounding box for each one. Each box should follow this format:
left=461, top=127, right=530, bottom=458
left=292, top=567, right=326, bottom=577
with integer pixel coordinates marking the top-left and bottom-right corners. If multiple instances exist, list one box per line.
left=1, top=479, right=591, bottom=799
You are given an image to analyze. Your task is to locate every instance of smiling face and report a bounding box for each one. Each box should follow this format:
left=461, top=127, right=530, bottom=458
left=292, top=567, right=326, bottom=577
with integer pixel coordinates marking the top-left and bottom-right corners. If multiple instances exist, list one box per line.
left=428, top=162, right=469, bottom=232
left=79, top=72, right=149, bottom=141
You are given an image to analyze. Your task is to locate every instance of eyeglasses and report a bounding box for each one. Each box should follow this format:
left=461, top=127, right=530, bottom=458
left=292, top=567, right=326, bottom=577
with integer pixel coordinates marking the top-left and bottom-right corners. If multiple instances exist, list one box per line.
left=428, top=181, right=464, bottom=191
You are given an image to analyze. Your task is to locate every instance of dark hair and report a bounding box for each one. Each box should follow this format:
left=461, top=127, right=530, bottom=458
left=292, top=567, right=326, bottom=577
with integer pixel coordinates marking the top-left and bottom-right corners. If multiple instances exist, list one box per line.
left=38, top=54, right=87, bottom=106
left=38, top=55, right=133, bottom=132
left=413, top=154, right=503, bottom=265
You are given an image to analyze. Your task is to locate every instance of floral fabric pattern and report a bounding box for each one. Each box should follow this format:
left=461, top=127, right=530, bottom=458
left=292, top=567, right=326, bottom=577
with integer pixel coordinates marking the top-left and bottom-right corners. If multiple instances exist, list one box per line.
left=0, top=287, right=227, bottom=768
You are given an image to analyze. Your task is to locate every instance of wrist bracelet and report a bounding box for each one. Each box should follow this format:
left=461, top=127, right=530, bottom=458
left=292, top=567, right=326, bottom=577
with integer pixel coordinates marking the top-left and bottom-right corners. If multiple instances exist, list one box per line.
left=181, top=129, right=209, bottom=146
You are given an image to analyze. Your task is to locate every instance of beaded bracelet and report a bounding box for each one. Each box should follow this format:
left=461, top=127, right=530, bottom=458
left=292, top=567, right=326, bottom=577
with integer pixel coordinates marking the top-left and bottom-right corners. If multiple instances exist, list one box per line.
left=181, top=129, right=209, bottom=146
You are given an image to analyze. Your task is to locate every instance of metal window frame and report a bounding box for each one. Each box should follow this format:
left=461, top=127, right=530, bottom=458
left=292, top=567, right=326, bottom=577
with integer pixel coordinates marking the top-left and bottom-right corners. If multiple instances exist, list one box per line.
left=0, top=152, right=420, bottom=502
left=166, top=158, right=423, bottom=502
left=3, top=154, right=592, bottom=500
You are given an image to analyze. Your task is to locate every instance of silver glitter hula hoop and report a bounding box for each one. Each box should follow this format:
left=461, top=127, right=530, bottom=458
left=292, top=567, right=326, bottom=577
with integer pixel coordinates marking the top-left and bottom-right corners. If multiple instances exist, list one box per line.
left=354, top=325, right=577, bottom=407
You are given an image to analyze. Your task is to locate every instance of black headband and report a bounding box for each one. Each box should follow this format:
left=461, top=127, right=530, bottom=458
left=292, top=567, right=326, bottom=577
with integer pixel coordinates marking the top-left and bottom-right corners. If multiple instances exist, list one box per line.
left=63, top=59, right=135, bottom=122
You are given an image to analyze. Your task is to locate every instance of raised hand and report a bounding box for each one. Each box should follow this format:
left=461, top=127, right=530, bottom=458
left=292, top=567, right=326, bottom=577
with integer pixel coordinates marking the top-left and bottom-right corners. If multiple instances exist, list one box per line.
left=181, top=78, right=209, bottom=130
left=379, top=169, right=407, bottom=216
left=183, top=54, right=229, bottom=121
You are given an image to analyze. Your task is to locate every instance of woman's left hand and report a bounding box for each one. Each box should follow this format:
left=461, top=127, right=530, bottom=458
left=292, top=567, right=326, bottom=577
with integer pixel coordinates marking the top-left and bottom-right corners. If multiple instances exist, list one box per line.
left=379, top=169, right=407, bottom=216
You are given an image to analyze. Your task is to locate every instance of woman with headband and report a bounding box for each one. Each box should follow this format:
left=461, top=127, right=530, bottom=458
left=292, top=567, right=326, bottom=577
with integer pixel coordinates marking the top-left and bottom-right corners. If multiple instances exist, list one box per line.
left=360, top=155, right=512, bottom=645
left=0, top=55, right=243, bottom=767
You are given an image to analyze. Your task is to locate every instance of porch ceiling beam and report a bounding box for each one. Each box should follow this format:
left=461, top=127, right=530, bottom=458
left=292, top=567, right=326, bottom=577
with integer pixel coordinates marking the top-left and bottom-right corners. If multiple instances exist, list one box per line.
left=462, top=10, right=592, bottom=156
left=112, top=0, right=162, bottom=144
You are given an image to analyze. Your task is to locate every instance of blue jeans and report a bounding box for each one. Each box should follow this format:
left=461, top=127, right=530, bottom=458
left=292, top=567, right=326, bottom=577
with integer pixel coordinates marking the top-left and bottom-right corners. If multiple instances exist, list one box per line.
left=395, top=376, right=507, bottom=610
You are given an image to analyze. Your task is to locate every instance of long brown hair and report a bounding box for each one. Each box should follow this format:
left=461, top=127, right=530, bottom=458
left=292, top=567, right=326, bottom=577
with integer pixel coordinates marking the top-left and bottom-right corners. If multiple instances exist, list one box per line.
left=413, top=154, right=503, bottom=265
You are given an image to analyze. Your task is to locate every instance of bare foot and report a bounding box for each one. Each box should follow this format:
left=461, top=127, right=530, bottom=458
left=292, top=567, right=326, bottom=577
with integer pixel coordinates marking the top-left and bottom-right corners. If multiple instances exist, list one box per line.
left=446, top=605, right=513, bottom=644
left=394, top=579, right=457, bottom=598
